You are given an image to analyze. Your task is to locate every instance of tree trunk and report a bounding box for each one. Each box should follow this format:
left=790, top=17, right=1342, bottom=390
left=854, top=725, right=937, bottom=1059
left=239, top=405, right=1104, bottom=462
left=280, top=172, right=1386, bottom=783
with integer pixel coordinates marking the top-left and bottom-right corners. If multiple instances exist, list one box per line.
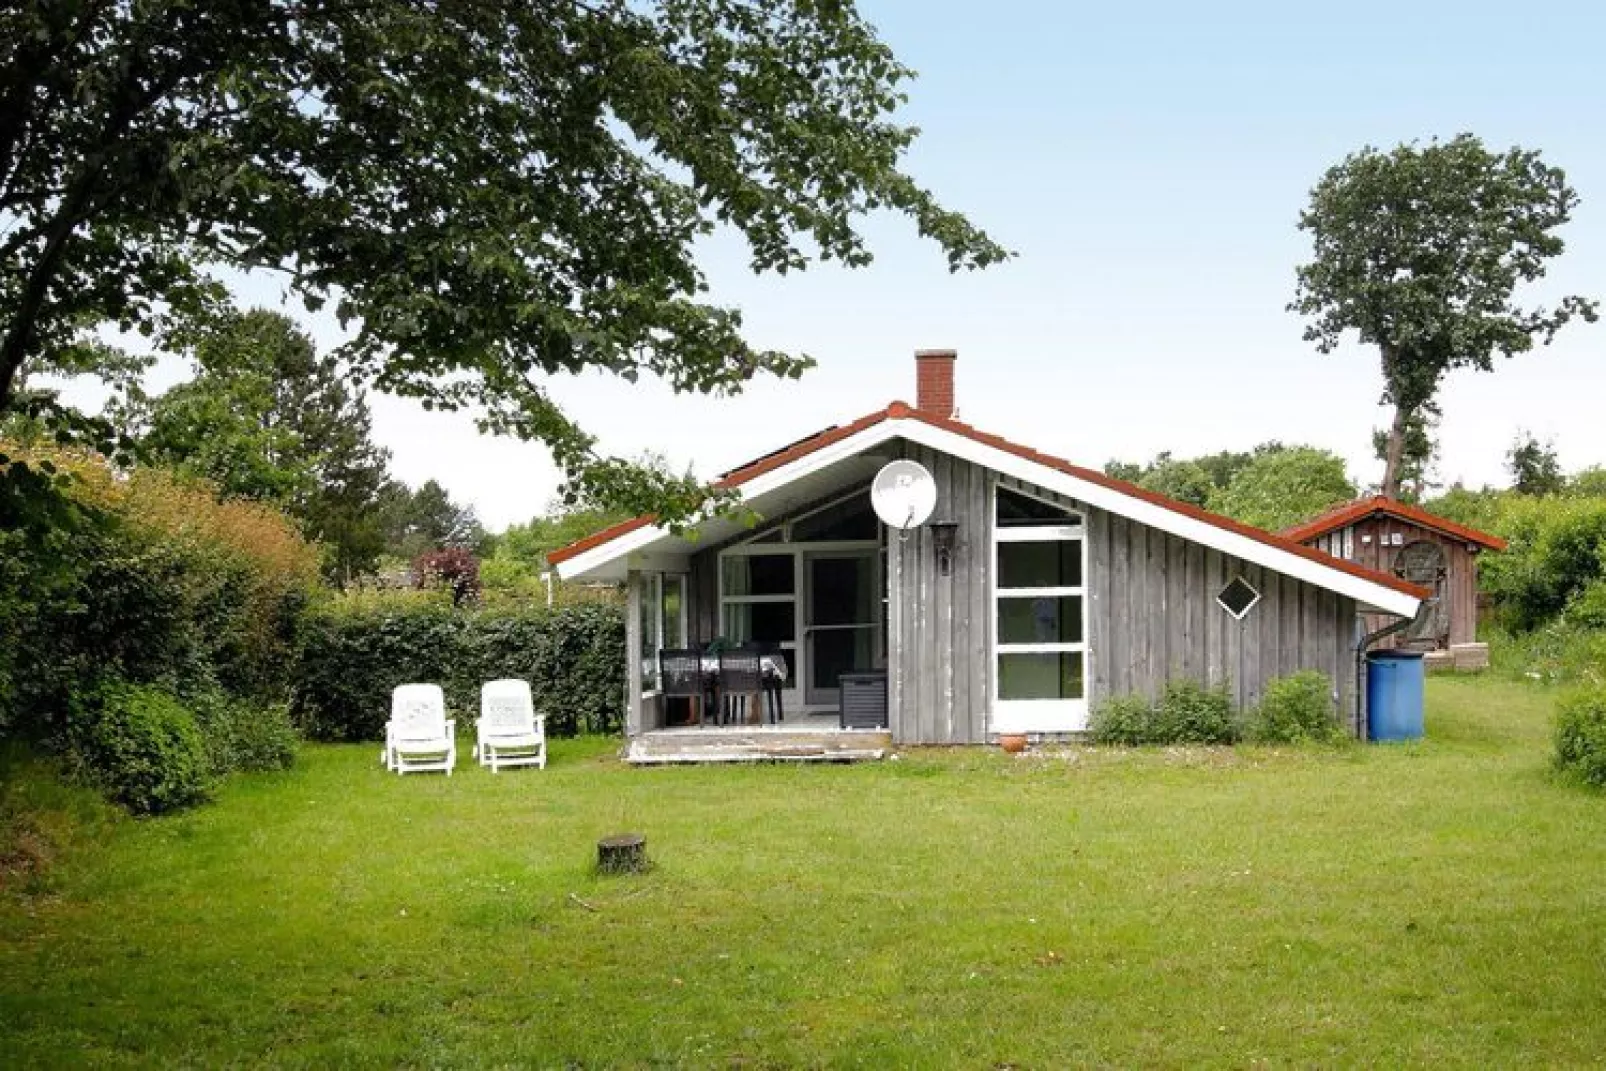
left=1382, top=403, right=1410, bottom=500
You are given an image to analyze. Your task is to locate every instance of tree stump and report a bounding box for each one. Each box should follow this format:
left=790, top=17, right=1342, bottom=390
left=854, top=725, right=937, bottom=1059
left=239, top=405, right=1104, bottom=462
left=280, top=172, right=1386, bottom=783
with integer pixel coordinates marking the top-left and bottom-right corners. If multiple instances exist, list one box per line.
left=597, top=833, right=647, bottom=875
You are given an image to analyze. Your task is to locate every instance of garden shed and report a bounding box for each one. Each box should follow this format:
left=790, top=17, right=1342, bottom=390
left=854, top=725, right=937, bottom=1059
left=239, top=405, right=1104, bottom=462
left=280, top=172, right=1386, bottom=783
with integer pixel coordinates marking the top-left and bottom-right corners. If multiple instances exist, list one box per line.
left=1284, top=498, right=1506, bottom=651
left=550, top=352, right=1427, bottom=760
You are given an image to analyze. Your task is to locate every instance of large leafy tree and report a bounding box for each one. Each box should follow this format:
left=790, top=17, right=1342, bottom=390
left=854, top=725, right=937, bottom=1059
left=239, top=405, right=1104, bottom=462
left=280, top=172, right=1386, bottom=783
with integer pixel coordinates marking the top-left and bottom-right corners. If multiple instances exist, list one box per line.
left=377, top=479, right=488, bottom=561
left=0, top=0, right=1006, bottom=520
left=1206, top=446, right=1357, bottom=532
left=141, top=308, right=393, bottom=582
left=1105, top=443, right=1287, bottom=511
left=1290, top=134, right=1596, bottom=499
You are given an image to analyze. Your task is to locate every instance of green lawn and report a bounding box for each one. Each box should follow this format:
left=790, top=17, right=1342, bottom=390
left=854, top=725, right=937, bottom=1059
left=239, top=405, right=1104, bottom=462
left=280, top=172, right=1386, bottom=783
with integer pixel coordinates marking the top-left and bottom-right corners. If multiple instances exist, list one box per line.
left=3, top=678, right=1605, bottom=1068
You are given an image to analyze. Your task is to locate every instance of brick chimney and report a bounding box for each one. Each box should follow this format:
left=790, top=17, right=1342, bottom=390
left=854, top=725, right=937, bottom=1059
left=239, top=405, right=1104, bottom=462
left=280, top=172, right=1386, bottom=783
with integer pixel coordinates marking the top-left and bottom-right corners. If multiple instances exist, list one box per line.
left=915, top=349, right=957, bottom=419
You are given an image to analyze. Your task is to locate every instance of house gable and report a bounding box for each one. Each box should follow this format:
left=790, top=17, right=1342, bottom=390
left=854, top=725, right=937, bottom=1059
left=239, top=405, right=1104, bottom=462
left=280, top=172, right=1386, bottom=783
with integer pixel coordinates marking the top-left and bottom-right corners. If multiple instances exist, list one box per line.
left=552, top=403, right=1425, bottom=619
left=1284, top=497, right=1507, bottom=552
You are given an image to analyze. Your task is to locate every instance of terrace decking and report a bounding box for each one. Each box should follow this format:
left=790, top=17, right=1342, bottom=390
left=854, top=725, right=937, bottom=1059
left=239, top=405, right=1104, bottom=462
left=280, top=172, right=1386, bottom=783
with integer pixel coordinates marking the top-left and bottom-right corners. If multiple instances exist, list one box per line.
left=626, top=724, right=891, bottom=765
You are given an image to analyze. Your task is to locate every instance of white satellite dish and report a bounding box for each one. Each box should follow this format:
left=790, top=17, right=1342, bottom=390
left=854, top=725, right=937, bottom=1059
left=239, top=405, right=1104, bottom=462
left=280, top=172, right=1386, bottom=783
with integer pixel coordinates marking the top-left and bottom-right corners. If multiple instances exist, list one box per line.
left=871, top=460, right=937, bottom=531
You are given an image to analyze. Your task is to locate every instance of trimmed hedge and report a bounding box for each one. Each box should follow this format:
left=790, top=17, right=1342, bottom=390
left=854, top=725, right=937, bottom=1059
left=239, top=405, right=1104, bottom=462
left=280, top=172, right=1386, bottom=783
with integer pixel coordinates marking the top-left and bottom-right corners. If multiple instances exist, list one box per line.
left=292, top=595, right=625, bottom=741
left=1555, top=687, right=1606, bottom=788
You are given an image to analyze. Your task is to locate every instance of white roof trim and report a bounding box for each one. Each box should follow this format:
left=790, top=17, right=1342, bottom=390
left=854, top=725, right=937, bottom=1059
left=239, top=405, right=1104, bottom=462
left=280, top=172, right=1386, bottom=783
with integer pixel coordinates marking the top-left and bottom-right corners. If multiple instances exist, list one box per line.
left=555, top=416, right=1422, bottom=618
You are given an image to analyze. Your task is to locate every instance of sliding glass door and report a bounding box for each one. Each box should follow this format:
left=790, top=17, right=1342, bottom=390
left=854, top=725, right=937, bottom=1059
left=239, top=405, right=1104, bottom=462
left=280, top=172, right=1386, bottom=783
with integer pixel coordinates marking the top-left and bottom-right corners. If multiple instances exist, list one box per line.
left=803, top=551, right=879, bottom=707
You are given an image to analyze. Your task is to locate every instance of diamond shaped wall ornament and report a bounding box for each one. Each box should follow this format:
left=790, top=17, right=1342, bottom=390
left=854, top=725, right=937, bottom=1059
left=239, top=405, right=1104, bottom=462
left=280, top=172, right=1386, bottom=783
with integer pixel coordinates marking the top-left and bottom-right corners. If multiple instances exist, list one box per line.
left=1217, top=576, right=1261, bottom=620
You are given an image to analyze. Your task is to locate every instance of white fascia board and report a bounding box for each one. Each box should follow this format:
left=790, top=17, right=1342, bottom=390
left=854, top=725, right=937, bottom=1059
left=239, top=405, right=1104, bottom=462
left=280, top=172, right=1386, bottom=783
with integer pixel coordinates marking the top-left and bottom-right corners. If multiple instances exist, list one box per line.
left=893, top=421, right=1422, bottom=619
left=554, top=421, right=904, bottom=580
left=557, top=416, right=1421, bottom=617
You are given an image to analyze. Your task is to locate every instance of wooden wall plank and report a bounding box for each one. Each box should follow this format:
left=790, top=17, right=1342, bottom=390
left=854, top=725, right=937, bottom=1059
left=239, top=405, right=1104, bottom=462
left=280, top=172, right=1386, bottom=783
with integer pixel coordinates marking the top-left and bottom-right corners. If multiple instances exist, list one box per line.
left=1110, top=514, right=1132, bottom=697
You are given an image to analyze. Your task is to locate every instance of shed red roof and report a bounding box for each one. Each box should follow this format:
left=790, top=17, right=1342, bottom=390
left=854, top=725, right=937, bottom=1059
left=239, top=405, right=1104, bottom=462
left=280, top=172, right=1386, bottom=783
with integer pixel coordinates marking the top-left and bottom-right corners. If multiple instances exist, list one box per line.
left=548, top=404, right=1431, bottom=601
left=1282, top=496, right=1508, bottom=552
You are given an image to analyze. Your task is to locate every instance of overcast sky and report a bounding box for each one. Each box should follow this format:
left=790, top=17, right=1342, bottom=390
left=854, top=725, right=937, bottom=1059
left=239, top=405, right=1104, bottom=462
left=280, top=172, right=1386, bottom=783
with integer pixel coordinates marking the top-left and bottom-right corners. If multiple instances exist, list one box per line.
left=68, top=0, right=1606, bottom=531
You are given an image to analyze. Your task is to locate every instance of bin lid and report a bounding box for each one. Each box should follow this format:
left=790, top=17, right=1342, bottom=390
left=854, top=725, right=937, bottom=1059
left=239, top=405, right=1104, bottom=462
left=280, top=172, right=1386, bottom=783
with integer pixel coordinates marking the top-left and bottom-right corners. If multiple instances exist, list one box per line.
left=1368, top=649, right=1425, bottom=662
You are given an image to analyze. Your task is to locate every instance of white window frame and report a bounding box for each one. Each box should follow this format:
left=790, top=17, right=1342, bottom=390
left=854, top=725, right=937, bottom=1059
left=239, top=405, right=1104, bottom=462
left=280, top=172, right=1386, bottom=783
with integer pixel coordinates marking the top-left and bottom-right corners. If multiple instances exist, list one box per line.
left=718, top=534, right=880, bottom=712
left=1216, top=575, right=1261, bottom=621
left=991, top=487, right=1090, bottom=734
left=639, top=571, right=688, bottom=698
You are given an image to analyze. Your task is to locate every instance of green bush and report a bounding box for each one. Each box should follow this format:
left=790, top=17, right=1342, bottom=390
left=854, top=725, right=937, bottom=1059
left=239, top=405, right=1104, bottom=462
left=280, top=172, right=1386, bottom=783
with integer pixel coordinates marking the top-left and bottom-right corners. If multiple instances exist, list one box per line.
left=1089, top=680, right=1238, bottom=745
left=1562, top=579, right=1606, bottom=631
left=1, top=446, right=319, bottom=746
left=1248, top=671, right=1342, bottom=744
left=1427, top=491, right=1606, bottom=634
left=1555, top=687, right=1606, bottom=788
left=1155, top=680, right=1238, bottom=744
left=1487, top=624, right=1606, bottom=686
left=292, top=594, right=625, bottom=741
left=190, top=690, right=298, bottom=776
left=72, top=684, right=211, bottom=815
left=1088, top=694, right=1159, bottom=746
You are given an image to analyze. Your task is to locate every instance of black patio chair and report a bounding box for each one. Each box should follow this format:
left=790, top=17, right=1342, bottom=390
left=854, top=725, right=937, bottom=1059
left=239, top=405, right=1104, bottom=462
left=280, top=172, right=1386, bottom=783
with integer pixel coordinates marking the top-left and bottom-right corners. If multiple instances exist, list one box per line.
left=718, top=649, right=765, bottom=726
left=658, top=649, right=708, bottom=727
left=754, top=642, right=785, bottom=723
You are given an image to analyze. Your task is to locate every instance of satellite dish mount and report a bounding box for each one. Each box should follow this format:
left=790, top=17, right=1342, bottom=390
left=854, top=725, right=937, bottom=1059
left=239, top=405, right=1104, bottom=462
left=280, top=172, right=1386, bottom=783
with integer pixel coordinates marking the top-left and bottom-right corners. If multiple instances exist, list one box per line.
left=871, top=460, right=938, bottom=542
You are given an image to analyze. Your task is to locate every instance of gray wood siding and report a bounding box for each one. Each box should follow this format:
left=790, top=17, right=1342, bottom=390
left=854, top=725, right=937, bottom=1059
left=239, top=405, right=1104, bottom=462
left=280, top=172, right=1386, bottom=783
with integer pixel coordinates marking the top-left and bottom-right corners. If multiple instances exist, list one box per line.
left=1083, top=507, right=1357, bottom=719
left=887, top=443, right=992, bottom=744
left=680, top=439, right=1363, bottom=743
left=992, top=474, right=1359, bottom=732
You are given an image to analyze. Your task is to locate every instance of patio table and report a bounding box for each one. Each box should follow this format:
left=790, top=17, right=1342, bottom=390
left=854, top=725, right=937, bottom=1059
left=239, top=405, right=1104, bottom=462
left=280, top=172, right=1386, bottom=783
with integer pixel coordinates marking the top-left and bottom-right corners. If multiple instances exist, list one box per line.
left=698, top=653, right=788, bottom=683
left=697, top=653, right=788, bottom=725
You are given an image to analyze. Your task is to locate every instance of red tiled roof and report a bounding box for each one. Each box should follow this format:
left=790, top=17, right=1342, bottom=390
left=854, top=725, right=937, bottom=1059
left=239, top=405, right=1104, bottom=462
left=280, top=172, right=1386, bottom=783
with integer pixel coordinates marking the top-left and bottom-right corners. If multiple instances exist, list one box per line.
left=546, top=408, right=893, bottom=566
left=1282, top=496, right=1507, bottom=551
left=548, top=403, right=1432, bottom=601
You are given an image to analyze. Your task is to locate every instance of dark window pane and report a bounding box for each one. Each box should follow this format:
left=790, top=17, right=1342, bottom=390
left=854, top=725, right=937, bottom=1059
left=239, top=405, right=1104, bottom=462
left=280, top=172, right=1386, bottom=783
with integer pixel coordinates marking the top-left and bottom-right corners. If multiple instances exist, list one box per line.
left=791, top=493, right=878, bottom=541
left=809, top=628, right=875, bottom=690
left=807, top=555, right=875, bottom=626
left=998, top=596, right=1083, bottom=644
left=722, top=554, right=795, bottom=596
left=724, top=601, right=795, bottom=644
left=998, top=652, right=1085, bottom=700
left=996, top=487, right=1078, bottom=527
left=639, top=577, right=658, bottom=689
left=998, top=540, right=1082, bottom=589
left=662, top=577, right=684, bottom=648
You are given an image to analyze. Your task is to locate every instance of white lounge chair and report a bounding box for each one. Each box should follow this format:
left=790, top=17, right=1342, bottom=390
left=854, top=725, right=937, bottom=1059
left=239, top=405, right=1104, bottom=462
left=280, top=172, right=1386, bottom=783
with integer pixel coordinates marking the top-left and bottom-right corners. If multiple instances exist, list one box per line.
left=385, top=684, right=456, bottom=776
left=475, top=679, right=547, bottom=772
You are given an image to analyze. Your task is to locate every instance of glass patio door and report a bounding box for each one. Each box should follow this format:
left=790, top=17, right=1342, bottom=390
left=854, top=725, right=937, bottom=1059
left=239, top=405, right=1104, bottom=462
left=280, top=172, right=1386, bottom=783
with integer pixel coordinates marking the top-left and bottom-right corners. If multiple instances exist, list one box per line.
left=802, top=551, right=878, bottom=707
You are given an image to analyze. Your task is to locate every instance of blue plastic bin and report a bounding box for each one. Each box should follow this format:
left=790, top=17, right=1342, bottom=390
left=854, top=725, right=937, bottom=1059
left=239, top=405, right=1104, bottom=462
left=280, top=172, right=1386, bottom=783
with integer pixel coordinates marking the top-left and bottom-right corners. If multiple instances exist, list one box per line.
left=1366, top=650, right=1425, bottom=742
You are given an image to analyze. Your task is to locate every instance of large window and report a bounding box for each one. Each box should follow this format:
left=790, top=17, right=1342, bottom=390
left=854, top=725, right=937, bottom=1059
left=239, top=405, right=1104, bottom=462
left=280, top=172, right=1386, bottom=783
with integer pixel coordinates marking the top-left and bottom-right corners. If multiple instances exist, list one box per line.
left=639, top=572, right=687, bottom=694
left=993, top=487, right=1087, bottom=731
left=715, top=490, right=883, bottom=703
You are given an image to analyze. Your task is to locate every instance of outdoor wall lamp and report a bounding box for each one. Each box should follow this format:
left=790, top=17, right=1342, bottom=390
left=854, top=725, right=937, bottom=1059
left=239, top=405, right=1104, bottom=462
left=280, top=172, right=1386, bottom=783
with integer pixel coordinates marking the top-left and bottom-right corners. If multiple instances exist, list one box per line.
left=930, top=521, right=959, bottom=576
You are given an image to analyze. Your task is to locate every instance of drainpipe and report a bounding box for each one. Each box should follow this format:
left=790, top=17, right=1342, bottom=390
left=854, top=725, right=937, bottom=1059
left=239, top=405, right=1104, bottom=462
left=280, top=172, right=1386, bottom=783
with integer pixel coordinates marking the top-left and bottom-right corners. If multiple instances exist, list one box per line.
left=1353, top=604, right=1429, bottom=738
left=541, top=571, right=555, bottom=608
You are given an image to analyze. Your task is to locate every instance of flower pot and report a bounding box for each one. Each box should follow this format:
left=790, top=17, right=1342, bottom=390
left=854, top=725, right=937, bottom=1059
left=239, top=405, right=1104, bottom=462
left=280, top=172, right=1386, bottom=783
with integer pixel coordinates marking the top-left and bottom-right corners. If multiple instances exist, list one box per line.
left=999, top=733, right=1028, bottom=754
